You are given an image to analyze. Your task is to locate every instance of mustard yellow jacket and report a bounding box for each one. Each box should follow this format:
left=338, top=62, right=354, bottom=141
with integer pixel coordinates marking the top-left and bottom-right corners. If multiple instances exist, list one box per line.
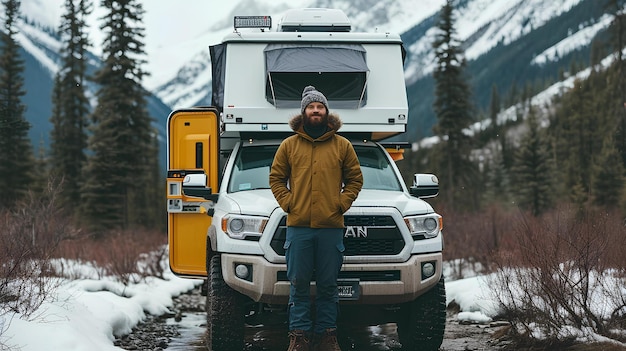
left=269, top=113, right=363, bottom=228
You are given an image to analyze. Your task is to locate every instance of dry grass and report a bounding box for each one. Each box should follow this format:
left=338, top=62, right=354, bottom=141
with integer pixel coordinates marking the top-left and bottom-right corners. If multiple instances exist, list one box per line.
left=0, top=181, right=72, bottom=320
left=492, top=207, right=624, bottom=346
left=440, top=204, right=518, bottom=272
left=1, top=180, right=168, bottom=320
left=0, top=180, right=169, bottom=349
left=441, top=202, right=626, bottom=348
left=504, top=339, right=626, bottom=351
left=53, top=228, right=167, bottom=284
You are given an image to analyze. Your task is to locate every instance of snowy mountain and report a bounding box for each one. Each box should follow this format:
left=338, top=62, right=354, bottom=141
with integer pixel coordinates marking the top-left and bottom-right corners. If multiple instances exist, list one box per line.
left=13, top=0, right=619, bottom=160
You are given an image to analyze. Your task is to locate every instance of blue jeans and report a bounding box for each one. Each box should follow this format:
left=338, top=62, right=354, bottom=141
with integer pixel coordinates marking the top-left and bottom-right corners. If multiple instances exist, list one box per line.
left=284, top=227, right=344, bottom=333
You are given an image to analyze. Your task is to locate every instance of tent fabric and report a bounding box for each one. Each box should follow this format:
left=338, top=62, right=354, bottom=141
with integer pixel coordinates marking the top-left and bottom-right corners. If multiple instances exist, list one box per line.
left=264, top=44, right=368, bottom=73
left=209, top=43, right=226, bottom=111
left=264, top=44, right=369, bottom=108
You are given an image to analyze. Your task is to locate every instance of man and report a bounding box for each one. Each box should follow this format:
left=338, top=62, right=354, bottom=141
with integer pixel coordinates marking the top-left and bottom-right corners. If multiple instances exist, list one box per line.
left=270, top=86, right=363, bottom=351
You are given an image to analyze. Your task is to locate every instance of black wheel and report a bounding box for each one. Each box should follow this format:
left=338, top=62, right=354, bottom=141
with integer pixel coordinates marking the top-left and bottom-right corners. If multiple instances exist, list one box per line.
left=396, top=275, right=446, bottom=351
left=201, top=279, right=208, bottom=296
left=206, top=254, right=245, bottom=351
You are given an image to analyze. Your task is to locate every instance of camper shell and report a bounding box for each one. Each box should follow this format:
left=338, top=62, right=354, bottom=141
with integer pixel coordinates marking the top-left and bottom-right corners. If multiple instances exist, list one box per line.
left=210, top=8, right=408, bottom=149
left=166, top=8, right=445, bottom=351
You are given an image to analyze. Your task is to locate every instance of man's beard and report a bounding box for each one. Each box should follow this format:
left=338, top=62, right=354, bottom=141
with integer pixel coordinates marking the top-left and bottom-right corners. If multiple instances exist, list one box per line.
left=303, top=111, right=328, bottom=128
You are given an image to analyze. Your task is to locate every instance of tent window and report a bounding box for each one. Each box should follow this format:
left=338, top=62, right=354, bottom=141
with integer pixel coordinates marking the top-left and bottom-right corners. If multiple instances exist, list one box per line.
left=209, top=44, right=226, bottom=112
left=264, top=44, right=368, bottom=109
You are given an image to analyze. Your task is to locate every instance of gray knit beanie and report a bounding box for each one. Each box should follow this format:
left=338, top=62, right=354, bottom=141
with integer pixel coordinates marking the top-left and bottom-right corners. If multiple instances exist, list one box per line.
left=300, top=85, right=329, bottom=114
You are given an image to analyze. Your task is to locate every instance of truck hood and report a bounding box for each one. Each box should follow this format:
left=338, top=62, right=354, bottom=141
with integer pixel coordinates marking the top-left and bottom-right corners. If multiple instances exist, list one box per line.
left=221, top=189, right=279, bottom=216
left=222, top=189, right=434, bottom=216
left=352, top=190, right=434, bottom=214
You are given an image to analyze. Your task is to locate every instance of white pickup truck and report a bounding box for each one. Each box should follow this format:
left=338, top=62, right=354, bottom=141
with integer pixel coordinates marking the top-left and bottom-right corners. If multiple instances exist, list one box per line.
left=166, top=8, right=445, bottom=351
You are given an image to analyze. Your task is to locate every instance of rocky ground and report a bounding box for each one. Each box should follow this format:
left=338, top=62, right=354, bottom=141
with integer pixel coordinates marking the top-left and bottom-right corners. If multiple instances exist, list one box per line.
left=115, top=286, right=512, bottom=351
left=114, top=286, right=206, bottom=350
left=440, top=314, right=512, bottom=351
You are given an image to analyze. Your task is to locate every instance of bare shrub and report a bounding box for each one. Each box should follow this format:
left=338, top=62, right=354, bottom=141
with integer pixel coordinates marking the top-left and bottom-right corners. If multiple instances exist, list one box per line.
left=490, top=205, right=626, bottom=343
left=54, top=228, right=167, bottom=284
left=137, top=245, right=168, bottom=279
left=1, top=179, right=168, bottom=348
left=0, top=180, right=76, bottom=320
left=442, top=204, right=517, bottom=278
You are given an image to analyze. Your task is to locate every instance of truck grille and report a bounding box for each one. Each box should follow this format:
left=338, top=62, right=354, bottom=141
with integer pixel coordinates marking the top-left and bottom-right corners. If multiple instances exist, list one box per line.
left=270, top=215, right=405, bottom=256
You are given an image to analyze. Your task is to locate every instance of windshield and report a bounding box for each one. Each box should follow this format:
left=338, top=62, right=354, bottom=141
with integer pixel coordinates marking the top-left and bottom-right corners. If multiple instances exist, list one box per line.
left=228, top=144, right=402, bottom=193
left=354, top=145, right=402, bottom=191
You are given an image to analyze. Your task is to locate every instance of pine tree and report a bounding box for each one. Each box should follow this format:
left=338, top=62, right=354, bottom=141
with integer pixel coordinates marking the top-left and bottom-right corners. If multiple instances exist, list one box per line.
left=50, top=0, right=92, bottom=212
left=592, top=135, right=625, bottom=208
left=606, top=0, right=626, bottom=63
left=81, top=0, right=159, bottom=232
left=0, top=0, right=34, bottom=208
left=489, top=84, right=500, bottom=136
left=483, top=148, right=510, bottom=206
left=506, top=79, right=519, bottom=108
left=512, top=106, right=554, bottom=216
left=554, top=68, right=617, bottom=196
left=32, top=137, right=50, bottom=195
left=570, top=175, right=588, bottom=211
left=431, top=0, right=477, bottom=210
left=606, top=0, right=626, bottom=166
left=589, top=39, right=606, bottom=68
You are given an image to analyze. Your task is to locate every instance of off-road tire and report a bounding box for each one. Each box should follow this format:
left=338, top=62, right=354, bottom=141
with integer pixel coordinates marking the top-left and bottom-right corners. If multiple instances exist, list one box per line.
left=396, top=275, right=446, bottom=351
left=206, top=254, right=245, bottom=351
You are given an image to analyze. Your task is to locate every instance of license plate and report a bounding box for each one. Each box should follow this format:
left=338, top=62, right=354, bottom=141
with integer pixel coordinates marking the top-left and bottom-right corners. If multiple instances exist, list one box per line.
left=337, top=279, right=360, bottom=300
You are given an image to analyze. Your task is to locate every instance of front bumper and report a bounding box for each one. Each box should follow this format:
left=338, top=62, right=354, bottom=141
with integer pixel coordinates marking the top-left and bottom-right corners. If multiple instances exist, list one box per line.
left=221, top=252, right=442, bottom=304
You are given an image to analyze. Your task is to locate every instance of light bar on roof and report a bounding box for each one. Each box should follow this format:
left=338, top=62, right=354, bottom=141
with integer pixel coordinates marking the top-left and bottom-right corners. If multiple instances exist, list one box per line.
left=234, top=16, right=272, bottom=30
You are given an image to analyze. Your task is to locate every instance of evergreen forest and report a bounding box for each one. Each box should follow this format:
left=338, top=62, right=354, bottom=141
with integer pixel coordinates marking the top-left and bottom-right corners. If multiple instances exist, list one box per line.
left=0, top=0, right=624, bottom=238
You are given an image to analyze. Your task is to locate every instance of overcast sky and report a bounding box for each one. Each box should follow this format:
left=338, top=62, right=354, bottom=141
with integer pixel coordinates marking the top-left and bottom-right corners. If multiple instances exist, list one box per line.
left=21, top=0, right=243, bottom=88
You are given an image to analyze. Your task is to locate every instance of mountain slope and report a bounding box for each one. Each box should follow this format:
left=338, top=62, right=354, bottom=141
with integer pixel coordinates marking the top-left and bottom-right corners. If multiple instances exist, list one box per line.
left=150, top=0, right=614, bottom=143
left=12, top=0, right=621, bottom=163
left=16, top=19, right=172, bottom=166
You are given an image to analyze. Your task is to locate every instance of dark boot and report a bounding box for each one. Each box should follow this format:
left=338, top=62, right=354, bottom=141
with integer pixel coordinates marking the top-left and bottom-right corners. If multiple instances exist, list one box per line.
left=314, top=328, right=341, bottom=351
left=287, top=329, right=311, bottom=351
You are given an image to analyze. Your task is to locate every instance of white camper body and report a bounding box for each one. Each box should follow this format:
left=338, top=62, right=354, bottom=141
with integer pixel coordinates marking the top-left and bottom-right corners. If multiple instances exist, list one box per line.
left=210, top=10, right=409, bottom=147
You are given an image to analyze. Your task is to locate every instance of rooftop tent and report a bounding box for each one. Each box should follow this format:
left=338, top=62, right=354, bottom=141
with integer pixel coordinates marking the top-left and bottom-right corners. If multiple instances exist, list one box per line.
left=264, top=43, right=368, bottom=109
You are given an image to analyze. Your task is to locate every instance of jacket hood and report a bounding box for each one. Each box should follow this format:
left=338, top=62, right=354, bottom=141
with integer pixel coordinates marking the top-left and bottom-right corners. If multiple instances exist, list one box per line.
left=288, top=112, right=342, bottom=134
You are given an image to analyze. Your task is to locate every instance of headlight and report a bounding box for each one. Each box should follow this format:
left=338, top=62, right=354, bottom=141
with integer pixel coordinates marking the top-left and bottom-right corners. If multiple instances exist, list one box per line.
left=404, top=214, right=442, bottom=239
left=221, top=215, right=268, bottom=239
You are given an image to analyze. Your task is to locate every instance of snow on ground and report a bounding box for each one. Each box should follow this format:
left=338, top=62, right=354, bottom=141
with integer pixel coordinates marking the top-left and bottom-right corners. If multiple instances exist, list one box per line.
left=445, top=275, right=498, bottom=323
left=1, top=257, right=625, bottom=350
left=0, top=258, right=203, bottom=351
left=1, top=257, right=490, bottom=351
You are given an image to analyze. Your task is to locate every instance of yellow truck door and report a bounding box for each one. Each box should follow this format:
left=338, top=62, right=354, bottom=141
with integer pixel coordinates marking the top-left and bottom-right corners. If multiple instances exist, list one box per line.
left=166, top=108, right=219, bottom=277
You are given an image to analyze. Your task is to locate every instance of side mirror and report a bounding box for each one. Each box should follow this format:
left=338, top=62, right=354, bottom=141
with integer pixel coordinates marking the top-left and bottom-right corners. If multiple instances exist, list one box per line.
left=409, top=174, right=439, bottom=199
left=183, top=173, right=207, bottom=187
left=182, top=174, right=219, bottom=202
